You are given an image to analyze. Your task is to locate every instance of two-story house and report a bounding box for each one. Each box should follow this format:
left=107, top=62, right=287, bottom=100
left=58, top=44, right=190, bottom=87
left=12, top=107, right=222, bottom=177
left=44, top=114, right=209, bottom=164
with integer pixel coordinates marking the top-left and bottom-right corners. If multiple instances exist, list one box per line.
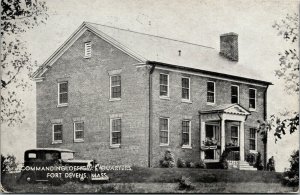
left=32, top=22, right=272, bottom=169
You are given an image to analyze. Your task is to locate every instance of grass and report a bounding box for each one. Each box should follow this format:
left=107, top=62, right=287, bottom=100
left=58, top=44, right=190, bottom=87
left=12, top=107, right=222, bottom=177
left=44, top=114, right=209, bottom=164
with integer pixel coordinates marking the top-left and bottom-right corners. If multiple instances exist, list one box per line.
left=1, top=167, right=298, bottom=193
left=106, top=166, right=283, bottom=183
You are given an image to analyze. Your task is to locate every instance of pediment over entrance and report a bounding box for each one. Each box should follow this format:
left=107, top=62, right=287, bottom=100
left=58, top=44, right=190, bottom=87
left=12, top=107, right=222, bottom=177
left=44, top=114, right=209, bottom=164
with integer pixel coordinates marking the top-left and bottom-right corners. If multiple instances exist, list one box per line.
left=223, top=105, right=250, bottom=115
left=200, top=104, right=251, bottom=116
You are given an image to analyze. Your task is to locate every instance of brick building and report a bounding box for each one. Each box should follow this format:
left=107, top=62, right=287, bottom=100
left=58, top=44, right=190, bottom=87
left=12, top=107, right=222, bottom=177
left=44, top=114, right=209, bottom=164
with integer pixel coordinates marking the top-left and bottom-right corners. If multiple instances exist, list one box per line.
left=32, top=22, right=272, bottom=169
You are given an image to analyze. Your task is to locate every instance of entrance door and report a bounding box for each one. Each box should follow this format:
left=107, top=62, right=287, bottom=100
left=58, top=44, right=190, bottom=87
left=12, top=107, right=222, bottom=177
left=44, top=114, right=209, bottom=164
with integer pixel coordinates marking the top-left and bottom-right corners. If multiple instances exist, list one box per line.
left=204, top=124, right=220, bottom=160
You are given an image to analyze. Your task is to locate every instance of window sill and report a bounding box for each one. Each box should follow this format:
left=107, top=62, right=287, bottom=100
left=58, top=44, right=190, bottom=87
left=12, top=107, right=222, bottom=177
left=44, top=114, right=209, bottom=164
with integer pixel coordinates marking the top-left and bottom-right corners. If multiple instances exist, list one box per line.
left=57, top=104, right=68, bottom=108
left=249, top=150, right=258, bottom=154
left=182, top=145, right=192, bottom=149
left=203, top=159, right=219, bottom=163
left=249, top=108, right=257, bottom=112
left=159, top=96, right=170, bottom=100
left=109, top=98, right=121, bottom=102
left=52, top=141, right=62, bottom=144
left=181, top=99, right=192, bottom=104
left=74, top=139, right=84, bottom=143
left=160, top=144, right=169, bottom=147
left=206, top=102, right=215, bottom=105
left=110, top=144, right=120, bottom=149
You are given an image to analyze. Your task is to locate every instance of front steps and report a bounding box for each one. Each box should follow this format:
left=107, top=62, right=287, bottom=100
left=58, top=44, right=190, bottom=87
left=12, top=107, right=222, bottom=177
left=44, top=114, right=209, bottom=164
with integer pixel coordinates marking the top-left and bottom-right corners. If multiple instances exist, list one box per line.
left=238, top=161, right=257, bottom=171
left=228, top=161, right=257, bottom=170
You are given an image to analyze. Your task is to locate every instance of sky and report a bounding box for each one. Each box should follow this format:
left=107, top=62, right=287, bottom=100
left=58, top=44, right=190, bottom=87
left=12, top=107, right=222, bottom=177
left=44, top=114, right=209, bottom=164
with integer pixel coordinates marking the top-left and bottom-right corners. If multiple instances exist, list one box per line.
left=1, top=0, right=299, bottom=172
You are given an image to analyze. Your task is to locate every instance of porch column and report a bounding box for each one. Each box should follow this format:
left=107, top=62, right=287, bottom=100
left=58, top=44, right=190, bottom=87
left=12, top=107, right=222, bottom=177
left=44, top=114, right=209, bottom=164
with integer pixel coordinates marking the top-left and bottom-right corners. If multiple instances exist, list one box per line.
left=200, top=122, right=205, bottom=159
left=239, top=120, right=245, bottom=161
left=220, top=118, right=225, bottom=154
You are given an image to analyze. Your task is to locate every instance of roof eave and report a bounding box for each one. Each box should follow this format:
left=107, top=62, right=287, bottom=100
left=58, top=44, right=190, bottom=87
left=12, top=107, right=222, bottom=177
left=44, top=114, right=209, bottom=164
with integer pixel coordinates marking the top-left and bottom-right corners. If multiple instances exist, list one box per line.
left=146, top=60, right=273, bottom=86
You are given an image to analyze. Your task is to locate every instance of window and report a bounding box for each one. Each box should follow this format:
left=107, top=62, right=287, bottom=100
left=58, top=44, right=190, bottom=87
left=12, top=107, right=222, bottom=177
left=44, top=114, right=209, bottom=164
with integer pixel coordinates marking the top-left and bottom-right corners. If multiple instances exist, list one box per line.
left=249, top=128, right=257, bottom=151
left=110, top=118, right=121, bottom=146
left=61, top=152, right=74, bottom=160
left=52, top=124, right=63, bottom=143
left=207, top=81, right=215, bottom=103
left=28, top=153, right=36, bottom=158
left=159, top=74, right=169, bottom=97
left=74, top=122, right=84, bottom=142
left=231, top=85, right=239, bottom=104
left=182, top=120, right=191, bottom=147
left=159, top=118, right=169, bottom=145
left=58, top=82, right=68, bottom=105
left=182, top=77, right=190, bottom=101
left=110, top=75, right=121, bottom=99
left=249, top=88, right=256, bottom=110
left=230, top=126, right=239, bottom=146
left=84, top=42, right=91, bottom=58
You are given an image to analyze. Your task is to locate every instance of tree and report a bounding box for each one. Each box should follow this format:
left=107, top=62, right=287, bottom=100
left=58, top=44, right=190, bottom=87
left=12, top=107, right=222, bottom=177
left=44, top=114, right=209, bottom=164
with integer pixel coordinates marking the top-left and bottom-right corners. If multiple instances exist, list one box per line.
left=257, top=13, right=299, bottom=143
left=272, top=13, right=299, bottom=94
left=1, top=154, right=18, bottom=175
left=283, top=150, right=299, bottom=187
left=1, top=0, right=48, bottom=126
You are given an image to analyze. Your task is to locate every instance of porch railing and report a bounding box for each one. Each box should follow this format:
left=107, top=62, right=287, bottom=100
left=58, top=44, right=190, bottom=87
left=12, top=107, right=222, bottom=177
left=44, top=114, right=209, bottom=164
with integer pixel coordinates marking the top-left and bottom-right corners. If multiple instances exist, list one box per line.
left=227, top=151, right=240, bottom=161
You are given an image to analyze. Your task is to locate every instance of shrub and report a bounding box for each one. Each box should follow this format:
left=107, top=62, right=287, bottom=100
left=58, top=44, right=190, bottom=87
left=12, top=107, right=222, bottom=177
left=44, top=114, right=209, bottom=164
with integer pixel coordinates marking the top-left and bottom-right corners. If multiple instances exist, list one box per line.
left=246, top=153, right=257, bottom=166
left=219, top=150, right=229, bottom=169
left=282, top=150, right=299, bottom=187
left=195, top=159, right=206, bottom=169
left=189, top=162, right=195, bottom=168
left=159, top=150, right=175, bottom=168
left=178, top=176, right=195, bottom=191
left=186, top=161, right=191, bottom=168
left=1, top=154, right=17, bottom=175
left=255, top=152, right=264, bottom=170
left=177, top=158, right=186, bottom=168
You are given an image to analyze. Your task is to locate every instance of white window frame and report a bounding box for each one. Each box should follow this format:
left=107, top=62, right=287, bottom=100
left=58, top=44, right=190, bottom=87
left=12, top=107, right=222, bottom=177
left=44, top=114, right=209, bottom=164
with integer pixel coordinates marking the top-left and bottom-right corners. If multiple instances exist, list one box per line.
left=181, top=77, right=191, bottom=102
left=249, top=128, right=257, bottom=152
left=110, top=118, right=121, bottom=148
left=182, top=120, right=192, bottom=149
left=230, top=125, right=239, bottom=146
left=231, top=85, right=239, bottom=104
left=207, top=81, right=215, bottom=104
left=52, top=124, right=63, bottom=144
left=249, top=88, right=257, bottom=111
left=57, top=82, right=68, bottom=107
left=74, top=121, right=84, bottom=142
left=84, top=42, right=91, bottom=58
left=159, top=117, right=169, bottom=146
left=110, top=75, right=121, bottom=101
left=159, top=73, right=169, bottom=99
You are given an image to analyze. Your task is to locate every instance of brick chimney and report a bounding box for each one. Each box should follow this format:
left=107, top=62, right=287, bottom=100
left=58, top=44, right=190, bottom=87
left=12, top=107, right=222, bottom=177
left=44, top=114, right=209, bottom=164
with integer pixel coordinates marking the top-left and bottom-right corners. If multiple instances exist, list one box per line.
left=220, top=32, right=238, bottom=61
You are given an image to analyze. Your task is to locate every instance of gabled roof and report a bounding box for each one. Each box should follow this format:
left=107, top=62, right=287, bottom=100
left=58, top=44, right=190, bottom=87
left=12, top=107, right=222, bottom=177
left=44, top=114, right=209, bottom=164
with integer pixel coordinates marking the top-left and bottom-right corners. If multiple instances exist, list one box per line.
left=32, top=22, right=271, bottom=85
left=200, top=104, right=251, bottom=116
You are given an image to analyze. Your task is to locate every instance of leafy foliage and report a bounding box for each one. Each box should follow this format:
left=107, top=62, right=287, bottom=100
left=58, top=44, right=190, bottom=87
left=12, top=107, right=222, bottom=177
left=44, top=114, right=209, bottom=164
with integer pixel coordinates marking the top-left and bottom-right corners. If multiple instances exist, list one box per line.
left=219, top=150, right=229, bottom=169
left=159, top=150, right=175, bottom=168
left=1, top=0, right=48, bottom=126
left=178, top=176, right=195, bottom=191
left=272, top=13, right=299, bottom=94
left=257, top=112, right=299, bottom=143
left=177, top=158, right=186, bottom=168
left=1, top=154, right=18, bottom=174
left=255, top=152, right=264, bottom=171
left=283, top=150, right=299, bottom=187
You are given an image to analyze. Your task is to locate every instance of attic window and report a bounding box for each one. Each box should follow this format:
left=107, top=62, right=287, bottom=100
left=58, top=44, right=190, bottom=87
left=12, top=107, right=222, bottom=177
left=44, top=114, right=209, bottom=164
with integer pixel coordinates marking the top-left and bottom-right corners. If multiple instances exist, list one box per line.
left=84, top=42, right=92, bottom=58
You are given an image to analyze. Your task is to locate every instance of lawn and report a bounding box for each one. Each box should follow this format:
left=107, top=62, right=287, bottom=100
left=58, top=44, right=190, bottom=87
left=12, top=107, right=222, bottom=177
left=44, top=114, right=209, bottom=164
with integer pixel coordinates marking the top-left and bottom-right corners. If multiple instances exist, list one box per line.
left=1, top=167, right=298, bottom=193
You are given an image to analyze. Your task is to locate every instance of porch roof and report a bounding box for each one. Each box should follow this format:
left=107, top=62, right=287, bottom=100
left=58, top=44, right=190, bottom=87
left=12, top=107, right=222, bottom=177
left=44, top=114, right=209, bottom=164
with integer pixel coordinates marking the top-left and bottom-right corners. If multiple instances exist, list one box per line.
left=199, top=104, right=251, bottom=116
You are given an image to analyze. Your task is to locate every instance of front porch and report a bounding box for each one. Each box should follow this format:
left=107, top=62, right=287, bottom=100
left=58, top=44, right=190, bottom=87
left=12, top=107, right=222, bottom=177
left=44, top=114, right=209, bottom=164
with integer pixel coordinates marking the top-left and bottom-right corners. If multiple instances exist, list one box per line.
left=199, top=104, right=254, bottom=170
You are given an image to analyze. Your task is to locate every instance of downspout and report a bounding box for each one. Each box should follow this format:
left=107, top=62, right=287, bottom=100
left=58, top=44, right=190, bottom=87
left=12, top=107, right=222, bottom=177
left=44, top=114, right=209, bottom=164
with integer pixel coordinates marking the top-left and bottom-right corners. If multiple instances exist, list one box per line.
left=263, top=85, right=269, bottom=169
left=148, top=63, right=156, bottom=167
